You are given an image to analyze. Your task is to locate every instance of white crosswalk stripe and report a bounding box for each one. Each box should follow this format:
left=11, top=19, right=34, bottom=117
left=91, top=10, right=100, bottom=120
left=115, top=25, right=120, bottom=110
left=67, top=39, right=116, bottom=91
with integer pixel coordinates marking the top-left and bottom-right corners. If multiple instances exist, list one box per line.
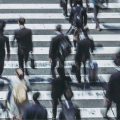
left=5, top=47, right=120, bottom=54
left=4, top=23, right=120, bottom=30
left=6, top=34, right=120, bottom=41
left=0, top=13, right=120, bottom=19
left=0, top=3, right=119, bottom=9
left=0, top=108, right=115, bottom=118
left=0, top=0, right=119, bottom=119
left=3, top=60, right=116, bottom=68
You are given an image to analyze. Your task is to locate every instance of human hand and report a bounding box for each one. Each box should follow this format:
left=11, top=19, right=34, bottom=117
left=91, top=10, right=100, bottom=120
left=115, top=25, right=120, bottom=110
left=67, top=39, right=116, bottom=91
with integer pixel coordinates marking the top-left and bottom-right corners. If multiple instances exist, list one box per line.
left=49, top=58, right=52, bottom=62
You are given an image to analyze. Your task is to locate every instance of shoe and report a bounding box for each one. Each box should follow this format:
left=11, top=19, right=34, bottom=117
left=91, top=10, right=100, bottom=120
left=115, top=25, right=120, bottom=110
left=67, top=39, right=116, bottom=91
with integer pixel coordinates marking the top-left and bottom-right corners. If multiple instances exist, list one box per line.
left=91, top=19, right=95, bottom=23
left=104, top=116, right=109, bottom=119
left=63, top=13, right=68, bottom=17
left=52, top=117, right=56, bottom=120
left=95, top=26, right=100, bottom=31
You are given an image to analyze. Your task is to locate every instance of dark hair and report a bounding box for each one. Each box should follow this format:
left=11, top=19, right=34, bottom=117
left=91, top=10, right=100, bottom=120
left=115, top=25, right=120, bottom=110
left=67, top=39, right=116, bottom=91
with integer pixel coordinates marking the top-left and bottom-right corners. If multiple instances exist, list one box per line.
left=0, top=20, right=6, bottom=32
left=18, top=18, right=25, bottom=25
left=74, top=0, right=83, bottom=7
left=56, top=25, right=62, bottom=32
left=33, top=92, right=40, bottom=104
left=114, top=51, right=120, bottom=66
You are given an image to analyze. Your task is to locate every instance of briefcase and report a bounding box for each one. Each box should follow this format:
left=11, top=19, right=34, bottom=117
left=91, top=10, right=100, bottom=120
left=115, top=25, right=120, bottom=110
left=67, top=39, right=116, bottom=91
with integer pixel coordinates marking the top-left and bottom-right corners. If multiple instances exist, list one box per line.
left=29, top=53, right=36, bottom=69
left=64, top=81, right=73, bottom=100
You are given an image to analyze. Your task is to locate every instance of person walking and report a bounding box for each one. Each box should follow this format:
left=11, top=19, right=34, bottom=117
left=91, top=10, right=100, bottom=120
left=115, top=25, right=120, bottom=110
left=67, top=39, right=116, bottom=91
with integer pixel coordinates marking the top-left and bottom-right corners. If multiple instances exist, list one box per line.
left=49, top=25, right=71, bottom=79
left=92, top=0, right=109, bottom=31
left=75, top=33, right=95, bottom=83
left=104, top=51, right=120, bottom=120
left=0, top=20, right=10, bottom=77
left=69, top=0, right=87, bottom=50
left=12, top=18, right=33, bottom=76
left=23, top=92, right=47, bottom=120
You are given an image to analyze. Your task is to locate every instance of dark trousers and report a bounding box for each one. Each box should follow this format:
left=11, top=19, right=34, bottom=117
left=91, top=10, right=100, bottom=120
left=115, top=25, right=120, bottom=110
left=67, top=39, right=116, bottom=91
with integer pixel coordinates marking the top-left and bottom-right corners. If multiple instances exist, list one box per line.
left=86, top=0, right=89, bottom=12
left=75, top=59, right=86, bottom=83
left=52, top=98, right=62, bottom=119
left=0, top=52, right=5, bottom=76
left=116, top=102, right=120, bottom=119
left=18, top=51, right=29, bottom=75
left=62, top=0, right=73, bottom=15
left=94, top=5, right=100, bottom=28
left=51, top=59, right=64, bottom=79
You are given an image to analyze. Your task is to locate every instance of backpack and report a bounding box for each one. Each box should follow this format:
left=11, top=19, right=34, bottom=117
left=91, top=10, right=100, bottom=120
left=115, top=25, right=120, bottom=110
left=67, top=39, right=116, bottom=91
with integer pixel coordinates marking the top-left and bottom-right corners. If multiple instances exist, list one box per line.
left=59, top=36, right=71, bottom=61
left=89, top=61, right=98, bottom=82
left=13, top=79, right=27, bottom=104
left=73, top=7, right=82, bottom=29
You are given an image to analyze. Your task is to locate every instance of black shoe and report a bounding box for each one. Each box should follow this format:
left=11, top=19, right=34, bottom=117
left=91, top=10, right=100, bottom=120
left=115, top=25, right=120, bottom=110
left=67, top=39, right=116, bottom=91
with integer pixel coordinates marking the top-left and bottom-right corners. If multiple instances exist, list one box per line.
left=63, top=13, right=68, bottom=17
left=52, top=117, right=56, bottom=120
left=104, top=116, right=109, bottom=119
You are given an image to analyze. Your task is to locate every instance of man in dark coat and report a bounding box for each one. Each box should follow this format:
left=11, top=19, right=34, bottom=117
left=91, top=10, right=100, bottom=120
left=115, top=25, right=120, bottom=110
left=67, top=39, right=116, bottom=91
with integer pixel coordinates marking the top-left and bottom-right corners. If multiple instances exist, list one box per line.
left=75, top=36, right=95, bottom=83
left=0, top=20, right=10, bottom=77
left=49, top=25, right=71, bottom=79
left=69, top=0, right=87, bottom=50
left=12, top=18, right=33, bottom=75
left=92, top=0, right=109, bottom=31
left=104, top=51, right=120, bottom=120
left=22, top=92, right=47, bottom=120
left=51, top=69, right=65, bottom=120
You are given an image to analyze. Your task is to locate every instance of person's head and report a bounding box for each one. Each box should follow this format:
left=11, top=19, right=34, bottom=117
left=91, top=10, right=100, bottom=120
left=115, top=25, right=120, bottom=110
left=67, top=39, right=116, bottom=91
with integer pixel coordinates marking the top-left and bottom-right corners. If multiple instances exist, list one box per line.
left=33, top=92, right=40, bottom=104
left=74, top=0, right=83, bottom=7
left=15, top=68, right=24, bottom=80
left=114, top=51, right=120, bottom=66
left=18, top=18, right=25, bottom=26
left=55, top=25, right=62, bottom=32
left=0, top=20, right=6, bottom=33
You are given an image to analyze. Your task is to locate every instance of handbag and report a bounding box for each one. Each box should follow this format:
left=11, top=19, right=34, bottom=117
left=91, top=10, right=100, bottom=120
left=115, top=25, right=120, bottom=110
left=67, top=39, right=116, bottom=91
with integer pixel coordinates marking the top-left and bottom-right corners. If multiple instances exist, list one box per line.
left=64, top=81, right=73, bottom=100
left=29, top=53, right=36, bottom=69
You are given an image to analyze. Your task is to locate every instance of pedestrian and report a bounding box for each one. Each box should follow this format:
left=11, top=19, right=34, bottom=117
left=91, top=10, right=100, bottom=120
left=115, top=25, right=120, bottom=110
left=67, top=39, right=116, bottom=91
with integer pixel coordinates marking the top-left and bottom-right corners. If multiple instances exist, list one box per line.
left=51, top=72, right=65, bottom=120
left=104, top=51, right=120, bottom=120
left=23, top=92, right=47, bottom=120
left=75, top=30, right=95, bottom=83
left=92, top=0, right=109, bottom=31
left=12, top=17, right=33, bottom=76
left=0, top=20, right=10, bottom=77
left=49, top=25, right=71, bottom=79
left=68, top=0, right=87, bottom=50
left=8, top=68, right=31, bottom=120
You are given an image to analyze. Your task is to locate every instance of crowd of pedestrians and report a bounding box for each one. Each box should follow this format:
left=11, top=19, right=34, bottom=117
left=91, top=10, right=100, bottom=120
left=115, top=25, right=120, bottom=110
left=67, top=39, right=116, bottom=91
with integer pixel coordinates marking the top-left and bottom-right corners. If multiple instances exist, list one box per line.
left=1, top=0, right=120, bottom=120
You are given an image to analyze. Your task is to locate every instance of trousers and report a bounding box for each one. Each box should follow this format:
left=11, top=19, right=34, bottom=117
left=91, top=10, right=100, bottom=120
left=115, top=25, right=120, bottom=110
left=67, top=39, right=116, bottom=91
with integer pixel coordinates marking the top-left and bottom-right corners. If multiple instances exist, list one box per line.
left=18, top=50, right=29, bottom=75
left=62, top=0, right=73, bottom=14
left=75, top=59, right=86, bottom=83
left=93, top=5, right=100, bottom=27
left=51, top=58, right=65, bottom=79
left=0, top=52, right=5, bottom=76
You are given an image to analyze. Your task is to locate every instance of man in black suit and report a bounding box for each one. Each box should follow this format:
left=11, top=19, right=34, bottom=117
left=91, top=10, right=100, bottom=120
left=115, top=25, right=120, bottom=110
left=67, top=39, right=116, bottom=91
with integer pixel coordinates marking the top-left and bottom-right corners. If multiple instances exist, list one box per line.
left=23, top=92, right=47, bottom=120
left=12, top=18, right=33, bottom=75
left=104, top=51, right=120, bottom=120
left=69, top=0, right=87, bottom=50
left=0, top=20, right=10, bottom=77
left=75, top=36, right=94, bottom=83
left=49, top=25, right=71, bottom=79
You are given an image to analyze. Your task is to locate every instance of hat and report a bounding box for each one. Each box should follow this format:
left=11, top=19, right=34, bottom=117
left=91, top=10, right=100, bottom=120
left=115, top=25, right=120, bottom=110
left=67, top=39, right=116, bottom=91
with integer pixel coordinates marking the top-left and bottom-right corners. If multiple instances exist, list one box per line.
left=56, top=25, right=62, bottom=32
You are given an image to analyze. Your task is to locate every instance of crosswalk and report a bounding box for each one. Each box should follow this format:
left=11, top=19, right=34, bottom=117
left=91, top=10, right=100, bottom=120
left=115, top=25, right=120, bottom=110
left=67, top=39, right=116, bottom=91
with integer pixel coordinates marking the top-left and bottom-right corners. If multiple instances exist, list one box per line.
left=0, top=0, right=119, bottom=119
